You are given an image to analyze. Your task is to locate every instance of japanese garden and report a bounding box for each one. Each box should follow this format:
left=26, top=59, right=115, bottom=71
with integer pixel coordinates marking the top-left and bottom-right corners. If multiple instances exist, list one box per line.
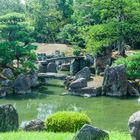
left=0, top=0, right=140, bottom=140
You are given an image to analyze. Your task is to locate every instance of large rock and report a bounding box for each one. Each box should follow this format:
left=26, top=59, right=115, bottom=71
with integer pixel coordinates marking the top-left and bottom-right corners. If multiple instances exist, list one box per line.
left=14, top=74, right=31, bottom=94
left=70, top=59, right=86, bottom=75
left=128, top=111, right=140, bottom=140
left=21, top=119, right=44, bottom=131
left=127, top=81, right=139, bottom=97
left=102, top=65, right=128, bottom=97
left=29, top=73, right=39, bottom=88
left=64, top=76, right=75, bottom=89
left=85, top=54, right=94, bottom=66
left=68, top=86, right=102, bottom=97
left=73, top=124, right=109, bottom=140
left=70, top=59, right=79, bottom=75
left=0, top=104, right=19, bottom=132
left=47, top=62, right=57, bottom=73
left=75, top=67, right=91, bottom=80
left=2, top=68, right=14, bottom=79
left=69, top=78, right=87, bottom=89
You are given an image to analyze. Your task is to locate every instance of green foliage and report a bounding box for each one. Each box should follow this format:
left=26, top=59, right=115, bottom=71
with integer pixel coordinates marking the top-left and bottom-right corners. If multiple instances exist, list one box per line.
left=45, top=111, right=91, bottom=132
left=26, top=0, right=73, bottom=43
left=72, top=46, right=82, bottom=56
left=114, top=51, right=140, bottom=79
left=81, top=22, right=116, bottom=54
left=79, top=0, right=140, bottom=55
left=0, top=13, right=37, bottom=73
left=0, top=42, right=15, bottom=66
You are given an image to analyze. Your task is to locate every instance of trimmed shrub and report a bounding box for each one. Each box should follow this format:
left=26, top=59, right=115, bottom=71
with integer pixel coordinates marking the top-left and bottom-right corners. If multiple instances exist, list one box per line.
left=44, top=111, right=91, bottom=132
left=113, top=51, right=140, bottom=79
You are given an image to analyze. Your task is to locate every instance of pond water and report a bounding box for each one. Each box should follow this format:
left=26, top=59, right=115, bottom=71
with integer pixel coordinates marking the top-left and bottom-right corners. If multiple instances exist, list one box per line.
left=0, top=80, right=140, bottom=132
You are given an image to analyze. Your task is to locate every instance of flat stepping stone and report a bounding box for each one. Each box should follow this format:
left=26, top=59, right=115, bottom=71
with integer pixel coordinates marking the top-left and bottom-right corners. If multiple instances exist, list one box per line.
left=38, top=73, right=67, bottom=80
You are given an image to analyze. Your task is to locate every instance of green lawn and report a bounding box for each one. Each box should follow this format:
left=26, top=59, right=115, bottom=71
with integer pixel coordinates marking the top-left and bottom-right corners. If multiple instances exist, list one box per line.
left=0, top=131, right=131, bottom=140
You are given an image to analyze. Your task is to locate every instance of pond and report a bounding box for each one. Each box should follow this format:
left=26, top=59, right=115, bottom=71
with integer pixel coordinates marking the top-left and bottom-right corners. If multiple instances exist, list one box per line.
left=0, top=80, right=139, bottom=132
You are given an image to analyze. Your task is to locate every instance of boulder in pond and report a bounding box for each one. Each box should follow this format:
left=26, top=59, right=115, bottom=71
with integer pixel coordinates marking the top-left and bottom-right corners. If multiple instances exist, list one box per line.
left=128, top=111, right=140, bottom=140
left=0, top=104, right=19, bottom=132
left=75, top=67, right=91, bottom=80
left=47, top=62, right=57, bottom=73
left=21, top=119, right=44, bottom=131
left=14, top=74, right=31, bottom=95
left=102, top=64, right=128, bottom=97
left=69, top=78, right=87, bottom=89
left=68, top=86, right=102, bottom=97
left=2, top=68, right=14, bottom=79
left=73, top=124, right=109, bottom=140
left=127, top=81, right=139, bottom=97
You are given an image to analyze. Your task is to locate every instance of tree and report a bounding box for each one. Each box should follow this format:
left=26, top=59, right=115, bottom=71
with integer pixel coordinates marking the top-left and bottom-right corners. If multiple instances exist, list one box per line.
left=25, top=0, right=74, bottom=43
left=81, top=0, right=140, bottom=55
left=0, top=13, right=36, bottom=72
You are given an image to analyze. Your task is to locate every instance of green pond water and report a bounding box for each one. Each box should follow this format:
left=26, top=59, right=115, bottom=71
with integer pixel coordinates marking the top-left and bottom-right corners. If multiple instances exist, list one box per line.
left=0, top=80, right=140, bottom=132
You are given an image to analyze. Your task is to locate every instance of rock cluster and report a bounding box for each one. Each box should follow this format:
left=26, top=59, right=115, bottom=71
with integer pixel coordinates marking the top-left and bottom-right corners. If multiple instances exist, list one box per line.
left=0, top=68, right=39, bottom=97
left=64, top=67, right=101, bottom=96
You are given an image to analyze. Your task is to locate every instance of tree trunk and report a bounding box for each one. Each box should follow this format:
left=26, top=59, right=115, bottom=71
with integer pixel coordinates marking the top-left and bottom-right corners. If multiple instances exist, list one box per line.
left=117, top=40, right=125, bottom=56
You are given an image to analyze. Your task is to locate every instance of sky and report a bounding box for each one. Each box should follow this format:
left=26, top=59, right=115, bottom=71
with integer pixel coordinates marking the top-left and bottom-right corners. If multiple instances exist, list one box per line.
left=21, top=0, right=25, bottom=4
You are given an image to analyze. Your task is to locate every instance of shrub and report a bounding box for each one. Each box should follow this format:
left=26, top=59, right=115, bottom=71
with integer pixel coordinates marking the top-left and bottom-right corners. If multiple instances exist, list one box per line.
left=44, top=111, right=91, bottom=132
left=73, top=46, right=82, bottom=56
left=113, top=51, right=140, bottom=79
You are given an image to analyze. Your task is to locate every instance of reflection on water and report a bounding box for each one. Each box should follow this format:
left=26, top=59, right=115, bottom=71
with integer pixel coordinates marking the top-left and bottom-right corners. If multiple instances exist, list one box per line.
left=36, top=103, right=83, bottom=121
left=26, top=99, right=33, bottom=109
left=137, top=98, right=140, bottom=104
left=37, top=104, right=57, bottom=120
left=67, top=104, right=82, bottom=112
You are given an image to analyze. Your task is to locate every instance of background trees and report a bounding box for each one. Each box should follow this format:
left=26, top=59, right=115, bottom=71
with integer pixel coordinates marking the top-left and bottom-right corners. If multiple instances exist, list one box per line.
left=0, top=0, right=140, bottom=56
left=79, top=0, right=140, bottom=55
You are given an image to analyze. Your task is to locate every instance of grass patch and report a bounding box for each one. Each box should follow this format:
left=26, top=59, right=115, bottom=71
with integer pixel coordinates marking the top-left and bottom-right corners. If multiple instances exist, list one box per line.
left=0, top=131, right=131, bottom=140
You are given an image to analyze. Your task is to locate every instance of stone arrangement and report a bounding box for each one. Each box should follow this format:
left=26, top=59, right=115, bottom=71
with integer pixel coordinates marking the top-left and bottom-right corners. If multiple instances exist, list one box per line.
left=0, top=68, right=39, bottom=97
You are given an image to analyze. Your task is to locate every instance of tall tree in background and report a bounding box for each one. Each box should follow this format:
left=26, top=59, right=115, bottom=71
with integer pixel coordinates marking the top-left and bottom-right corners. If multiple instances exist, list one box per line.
left=81, top=0, right=140, bottom=55
left=25, top=0, right=74, bottom=43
